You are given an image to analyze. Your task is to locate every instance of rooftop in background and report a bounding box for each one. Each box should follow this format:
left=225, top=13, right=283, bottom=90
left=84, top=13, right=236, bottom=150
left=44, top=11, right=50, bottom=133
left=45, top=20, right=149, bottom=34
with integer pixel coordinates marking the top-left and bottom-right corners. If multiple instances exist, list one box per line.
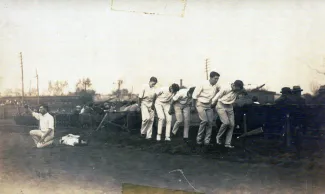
left=247, top=89, right=276, bottom=94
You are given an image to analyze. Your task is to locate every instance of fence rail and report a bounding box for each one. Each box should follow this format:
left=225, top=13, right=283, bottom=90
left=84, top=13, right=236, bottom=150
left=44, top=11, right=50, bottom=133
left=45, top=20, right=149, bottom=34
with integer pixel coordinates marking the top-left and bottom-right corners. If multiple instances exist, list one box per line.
left=12, top=105, right=325, bottom=136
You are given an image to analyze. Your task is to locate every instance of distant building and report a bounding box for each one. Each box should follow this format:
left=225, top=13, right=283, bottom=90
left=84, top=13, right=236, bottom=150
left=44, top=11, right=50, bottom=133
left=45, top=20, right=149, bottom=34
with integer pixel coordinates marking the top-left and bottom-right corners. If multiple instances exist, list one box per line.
left=0, top=96, right=82, bottom=107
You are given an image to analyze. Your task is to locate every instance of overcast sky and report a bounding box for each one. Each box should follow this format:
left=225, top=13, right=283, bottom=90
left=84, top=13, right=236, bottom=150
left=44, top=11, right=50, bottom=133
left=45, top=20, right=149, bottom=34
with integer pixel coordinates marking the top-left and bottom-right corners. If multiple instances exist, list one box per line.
left=1, top=0, right=325, bottom=95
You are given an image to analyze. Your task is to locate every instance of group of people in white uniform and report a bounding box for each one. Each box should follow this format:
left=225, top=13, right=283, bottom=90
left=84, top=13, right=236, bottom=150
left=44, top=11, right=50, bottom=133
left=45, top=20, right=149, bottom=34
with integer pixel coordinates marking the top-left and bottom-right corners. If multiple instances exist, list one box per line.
left=138, top=71, right=246, bottom=148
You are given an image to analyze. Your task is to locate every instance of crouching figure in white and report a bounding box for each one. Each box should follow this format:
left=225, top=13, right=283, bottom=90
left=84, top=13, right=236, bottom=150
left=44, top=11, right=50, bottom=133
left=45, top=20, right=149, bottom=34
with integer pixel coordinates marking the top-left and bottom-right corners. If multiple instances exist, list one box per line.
left=26, top=104, right=55, bottom=148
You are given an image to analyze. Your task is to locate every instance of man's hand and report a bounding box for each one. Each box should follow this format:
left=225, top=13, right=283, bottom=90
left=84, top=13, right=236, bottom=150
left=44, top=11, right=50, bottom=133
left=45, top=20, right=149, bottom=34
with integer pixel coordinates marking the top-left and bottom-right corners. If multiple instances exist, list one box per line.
left=39, top=134, right=45, bottom=144
left=211, top=102, right=217, bottom=109
left=168, top=108, right=175, bottom=115
left=190, top=106, right=196, bottom=113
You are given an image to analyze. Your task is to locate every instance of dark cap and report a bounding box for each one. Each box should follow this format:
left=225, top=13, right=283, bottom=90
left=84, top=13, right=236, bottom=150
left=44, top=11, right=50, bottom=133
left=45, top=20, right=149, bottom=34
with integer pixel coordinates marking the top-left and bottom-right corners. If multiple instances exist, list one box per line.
left=280, top=87, right=292, bottom=94
left=233, top=80, right=244, bottom=89
left=292, top=86, right=303, bottom=92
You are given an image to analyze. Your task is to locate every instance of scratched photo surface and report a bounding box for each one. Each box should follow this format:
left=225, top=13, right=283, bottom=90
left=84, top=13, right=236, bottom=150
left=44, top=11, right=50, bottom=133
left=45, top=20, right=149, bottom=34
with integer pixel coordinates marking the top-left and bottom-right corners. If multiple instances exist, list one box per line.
left=1, top=0, right=325, bottom=193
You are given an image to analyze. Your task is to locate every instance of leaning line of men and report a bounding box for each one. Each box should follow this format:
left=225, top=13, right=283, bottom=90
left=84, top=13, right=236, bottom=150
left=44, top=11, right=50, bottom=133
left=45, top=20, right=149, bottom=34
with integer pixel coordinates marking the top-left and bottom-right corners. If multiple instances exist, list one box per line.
left=138, top=72, right=246, bottom=148
left=26, top=71, right=307, bottom=149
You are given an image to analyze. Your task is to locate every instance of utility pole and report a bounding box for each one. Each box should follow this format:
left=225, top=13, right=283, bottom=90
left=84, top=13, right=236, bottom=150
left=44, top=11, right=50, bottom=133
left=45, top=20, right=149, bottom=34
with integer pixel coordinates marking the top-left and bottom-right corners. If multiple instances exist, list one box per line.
left=117, top=80, right=123, bottom=101
left=36, top=69, right=39, bottom=105
left=205, top=58, right=210, bottom=80
left=29, top=80, right=32, bottom=96
left=20, top=52, right=25, bottom=104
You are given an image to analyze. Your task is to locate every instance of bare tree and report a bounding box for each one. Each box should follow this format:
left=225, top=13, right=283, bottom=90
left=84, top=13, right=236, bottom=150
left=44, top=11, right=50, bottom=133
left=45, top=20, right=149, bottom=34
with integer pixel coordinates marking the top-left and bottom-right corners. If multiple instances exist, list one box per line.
left=310, top=81, right=321, bottom=96
left=48, top=80, right=69, bottom=96
left=13, top=89, right=21, bottom=96
left=3, top=89, right=14, bottom=96
left=76, top=78, right=92, bottom=92
left=27, top=88, right=38, bottom=96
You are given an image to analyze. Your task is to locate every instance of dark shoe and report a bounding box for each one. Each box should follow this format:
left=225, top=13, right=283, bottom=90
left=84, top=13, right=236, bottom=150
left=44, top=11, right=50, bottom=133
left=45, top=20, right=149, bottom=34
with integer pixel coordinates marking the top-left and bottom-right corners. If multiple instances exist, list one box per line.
left=171, top=133, right=177, bottom=138
left=204, top=143, right=214, bottom=147
left=183, top=138, right=189, bottom=143
left=140, top=134, right=146, bottom=138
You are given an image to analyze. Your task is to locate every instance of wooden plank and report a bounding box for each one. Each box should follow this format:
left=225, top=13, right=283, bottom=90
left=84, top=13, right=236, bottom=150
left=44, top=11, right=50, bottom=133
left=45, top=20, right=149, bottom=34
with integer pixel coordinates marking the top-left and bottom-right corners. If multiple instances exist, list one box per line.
left=122, top=183, right=204, bottom=194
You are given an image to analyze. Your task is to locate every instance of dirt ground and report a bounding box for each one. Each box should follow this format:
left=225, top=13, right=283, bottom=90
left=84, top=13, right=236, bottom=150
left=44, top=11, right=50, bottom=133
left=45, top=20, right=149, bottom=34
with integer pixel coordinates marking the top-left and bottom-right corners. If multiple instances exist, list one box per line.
left=0, top=119, right=325, bottom=194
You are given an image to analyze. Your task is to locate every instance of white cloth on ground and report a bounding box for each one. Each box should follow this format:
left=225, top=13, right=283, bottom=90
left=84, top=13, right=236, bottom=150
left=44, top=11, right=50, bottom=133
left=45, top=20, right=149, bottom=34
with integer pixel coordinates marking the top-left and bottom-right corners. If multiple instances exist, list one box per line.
left=60, top=134, right=80, bottom=146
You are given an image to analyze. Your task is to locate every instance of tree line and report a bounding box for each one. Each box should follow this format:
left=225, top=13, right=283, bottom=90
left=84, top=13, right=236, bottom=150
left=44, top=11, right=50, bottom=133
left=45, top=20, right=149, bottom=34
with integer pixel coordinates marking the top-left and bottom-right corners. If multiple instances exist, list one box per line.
left=1, top=77, right=133, bottom=103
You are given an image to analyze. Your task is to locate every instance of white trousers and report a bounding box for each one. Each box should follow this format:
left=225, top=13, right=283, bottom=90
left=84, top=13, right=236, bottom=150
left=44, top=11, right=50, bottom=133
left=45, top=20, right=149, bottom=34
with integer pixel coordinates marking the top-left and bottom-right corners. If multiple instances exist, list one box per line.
left=155, top=102, right=172, bottom=138
left=29, top=129, right=54, bottom=148
left=216, top=102, right=235, bottom=145
left=172, top=103, right=190, bottom=138
left=140, top=104, right=155, bottom=138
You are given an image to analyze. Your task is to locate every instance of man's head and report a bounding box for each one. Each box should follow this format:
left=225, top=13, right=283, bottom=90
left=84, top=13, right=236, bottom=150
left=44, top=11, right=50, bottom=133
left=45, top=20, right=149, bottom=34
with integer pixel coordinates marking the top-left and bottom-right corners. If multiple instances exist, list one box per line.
left=209, top=71, right=220, bottom=85
left=280, top=87, right=292, bottom=95
left=149, top=77, right=158, bottom=88
left=292, top=86, right=303, bottom=96
left=187, top=87, right=195, bottom=98
left=231, top=80, right=244, bottom=92
left=39, top=104, right=49, bottom=115
left=104, top=102, right=110, bottom=109
left=169, top=83, right=180, bottom=94
left=252, top=96, right=258, bottom=102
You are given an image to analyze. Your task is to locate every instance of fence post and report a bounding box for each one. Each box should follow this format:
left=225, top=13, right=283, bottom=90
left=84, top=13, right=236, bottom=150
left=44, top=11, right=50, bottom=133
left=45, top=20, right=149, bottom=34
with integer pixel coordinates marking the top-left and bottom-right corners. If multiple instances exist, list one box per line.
left=243, top=113, right=247, bottom=134
left=286, top=113, right=291, bottom=147
left=54, top=114, right=57, bottom=129
left=242, top=113, right=248, bottom=155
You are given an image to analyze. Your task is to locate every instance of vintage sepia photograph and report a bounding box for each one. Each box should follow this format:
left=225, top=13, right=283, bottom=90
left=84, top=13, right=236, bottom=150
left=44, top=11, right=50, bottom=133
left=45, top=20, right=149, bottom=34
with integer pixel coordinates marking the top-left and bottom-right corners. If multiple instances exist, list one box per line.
left=1, top=0, right=325, bottom=193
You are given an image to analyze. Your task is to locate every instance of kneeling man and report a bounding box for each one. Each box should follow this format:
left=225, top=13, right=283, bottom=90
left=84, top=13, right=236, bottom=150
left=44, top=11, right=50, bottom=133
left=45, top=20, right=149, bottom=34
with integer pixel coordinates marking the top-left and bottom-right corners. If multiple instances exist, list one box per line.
left=26, top=104, right=55, bottom=148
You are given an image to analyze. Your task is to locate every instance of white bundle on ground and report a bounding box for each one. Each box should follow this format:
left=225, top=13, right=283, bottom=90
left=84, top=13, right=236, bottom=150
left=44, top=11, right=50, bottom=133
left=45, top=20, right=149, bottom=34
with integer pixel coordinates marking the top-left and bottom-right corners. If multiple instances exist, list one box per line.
left=60, top=134, right=80, bottom=146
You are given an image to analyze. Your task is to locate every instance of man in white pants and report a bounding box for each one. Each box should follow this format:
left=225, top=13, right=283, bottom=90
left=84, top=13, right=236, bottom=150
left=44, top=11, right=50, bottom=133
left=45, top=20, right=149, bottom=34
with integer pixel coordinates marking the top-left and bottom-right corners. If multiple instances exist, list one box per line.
left=154, top=83, right=180, bottom=141
left=211, top=80, right=246, bottom=148
left=192, top=71, right=220, bottom=146
left=138, top=77, right=158, bottom=140
left=25, top=104, right=55, bottom=148
left=169, top=87, right=195, bottom=142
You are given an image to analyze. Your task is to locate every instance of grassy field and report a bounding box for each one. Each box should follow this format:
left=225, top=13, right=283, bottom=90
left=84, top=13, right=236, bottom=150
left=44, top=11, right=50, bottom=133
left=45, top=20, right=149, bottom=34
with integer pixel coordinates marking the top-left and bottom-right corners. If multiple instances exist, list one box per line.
left=0, top=119, right=324, bottom=194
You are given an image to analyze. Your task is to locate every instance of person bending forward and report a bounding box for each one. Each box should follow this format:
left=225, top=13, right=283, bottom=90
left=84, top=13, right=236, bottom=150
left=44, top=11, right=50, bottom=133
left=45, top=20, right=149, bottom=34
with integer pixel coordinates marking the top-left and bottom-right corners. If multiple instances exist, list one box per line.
left=154, top=83, right=180, bottom=141
left=169, top=87, right=195, bottom=142
left=211, top=80, right=246, bottom=148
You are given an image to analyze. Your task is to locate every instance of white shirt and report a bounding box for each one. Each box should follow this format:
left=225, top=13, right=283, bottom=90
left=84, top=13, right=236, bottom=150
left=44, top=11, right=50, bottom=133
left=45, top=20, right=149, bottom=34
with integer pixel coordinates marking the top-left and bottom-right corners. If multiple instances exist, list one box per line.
left=173, top=88, right=191, bottom=105
left=155, top=87, right=174, bottom=105
left=122, top=104, right=140, bottom=112
left=32, top=112, right=54, bottom=133
left=139, top=84, right=157, bottom=107
left=212, top=87, right=237, bottom=105
left=79, top=107, right=86, bottom=114
left=192, top=81, right=218, bottom=104
left=212, top=87, right=240, bottom=105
